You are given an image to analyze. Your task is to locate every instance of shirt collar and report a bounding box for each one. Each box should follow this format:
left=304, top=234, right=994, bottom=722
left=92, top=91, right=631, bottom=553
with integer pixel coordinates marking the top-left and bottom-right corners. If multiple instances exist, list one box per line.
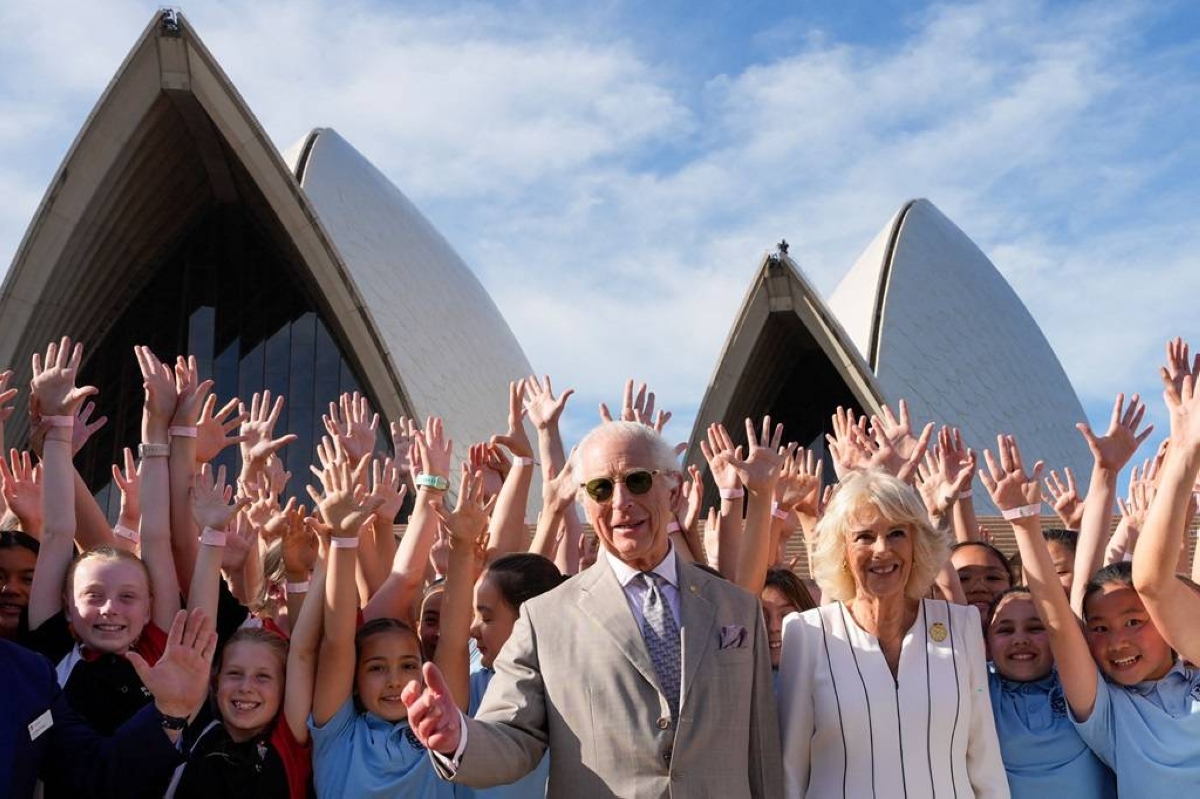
left=1131, top=658, right=1194, bottom=695
left=605, top=542, right=678, bottom=589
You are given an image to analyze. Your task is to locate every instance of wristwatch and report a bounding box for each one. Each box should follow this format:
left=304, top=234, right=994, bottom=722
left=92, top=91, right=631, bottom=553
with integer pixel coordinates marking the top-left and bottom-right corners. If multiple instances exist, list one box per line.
left=159, top=710, right=189, bottom=731
left=415, top=473, right=450, bottom=491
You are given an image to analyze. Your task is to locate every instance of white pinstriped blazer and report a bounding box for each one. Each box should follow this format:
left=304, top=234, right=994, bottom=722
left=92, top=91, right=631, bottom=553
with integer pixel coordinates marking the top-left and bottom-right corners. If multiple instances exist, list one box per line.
left=778, top=599, right=1009, bottom=798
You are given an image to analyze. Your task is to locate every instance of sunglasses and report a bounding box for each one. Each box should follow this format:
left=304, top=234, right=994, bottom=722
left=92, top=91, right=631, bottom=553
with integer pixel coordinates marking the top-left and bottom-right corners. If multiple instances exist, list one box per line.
left=581, top=469, right=659, bottom=503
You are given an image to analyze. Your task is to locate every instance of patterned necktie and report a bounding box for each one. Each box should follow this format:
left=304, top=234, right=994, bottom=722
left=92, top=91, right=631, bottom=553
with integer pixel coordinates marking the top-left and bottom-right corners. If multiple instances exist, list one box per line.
left=638, top=571, right=681, bottom=718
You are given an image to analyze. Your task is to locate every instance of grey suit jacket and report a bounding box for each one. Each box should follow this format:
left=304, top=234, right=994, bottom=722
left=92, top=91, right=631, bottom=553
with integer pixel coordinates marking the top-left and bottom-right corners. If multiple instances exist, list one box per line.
left=443, top=556, right=784, bottom=798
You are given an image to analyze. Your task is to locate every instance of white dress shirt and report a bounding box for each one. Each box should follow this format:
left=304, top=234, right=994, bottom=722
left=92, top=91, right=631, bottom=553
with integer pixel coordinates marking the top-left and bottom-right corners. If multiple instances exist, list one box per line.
left=603, top=544, right=682, bottom=628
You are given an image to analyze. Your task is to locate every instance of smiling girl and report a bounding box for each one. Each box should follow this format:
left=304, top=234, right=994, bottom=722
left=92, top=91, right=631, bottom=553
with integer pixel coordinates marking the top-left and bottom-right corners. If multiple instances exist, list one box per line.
left=26, top=342, right=182, bottom=736
left=981, top=431, right=1199, bottom=798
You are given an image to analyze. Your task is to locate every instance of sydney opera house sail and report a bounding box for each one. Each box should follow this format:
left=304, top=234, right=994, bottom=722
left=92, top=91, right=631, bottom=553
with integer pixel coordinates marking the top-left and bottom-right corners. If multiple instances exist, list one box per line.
left=686, top=251, right=885, bottom=483
left=827, top=199, right=1092, bottom=498
left=690, top=199, right=1091, bottom=514
left=0, top=11, right=531, bottom=514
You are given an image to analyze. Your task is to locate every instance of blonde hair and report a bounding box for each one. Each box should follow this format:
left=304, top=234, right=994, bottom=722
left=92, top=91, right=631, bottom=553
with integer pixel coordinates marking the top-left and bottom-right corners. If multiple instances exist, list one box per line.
left=811, top=470, right=949, bottom=602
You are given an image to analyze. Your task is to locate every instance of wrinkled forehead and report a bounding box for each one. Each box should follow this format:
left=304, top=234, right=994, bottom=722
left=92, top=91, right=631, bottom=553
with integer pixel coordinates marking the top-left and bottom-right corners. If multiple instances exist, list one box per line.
left=577, top=433, right=654, bottom=479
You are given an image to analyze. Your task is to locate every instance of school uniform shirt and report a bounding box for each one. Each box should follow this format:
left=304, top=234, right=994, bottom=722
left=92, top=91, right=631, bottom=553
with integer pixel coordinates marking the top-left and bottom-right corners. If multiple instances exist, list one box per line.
left=170, top=704, right=311, bottom=799
left=987, top=669, right=1115, bottom=798
left=1070, top=661, right=1200, bottom=797
left=779, top=599, right=1009, bottom=798
left=455, top=667, right=549, bottom=799
left=24, top=611, right=167, bottom=735
left=309, top=697, right=456, bottom=799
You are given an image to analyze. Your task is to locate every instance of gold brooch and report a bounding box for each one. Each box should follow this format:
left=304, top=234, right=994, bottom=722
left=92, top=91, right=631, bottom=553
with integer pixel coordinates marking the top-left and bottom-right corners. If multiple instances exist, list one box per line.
left=929, top=622, right=948, bottom=642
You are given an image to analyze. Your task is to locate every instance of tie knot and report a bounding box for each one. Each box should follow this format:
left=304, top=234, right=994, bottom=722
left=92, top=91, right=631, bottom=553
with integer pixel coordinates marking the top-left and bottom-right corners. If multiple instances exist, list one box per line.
left=640, top=571, right=664, bottom=589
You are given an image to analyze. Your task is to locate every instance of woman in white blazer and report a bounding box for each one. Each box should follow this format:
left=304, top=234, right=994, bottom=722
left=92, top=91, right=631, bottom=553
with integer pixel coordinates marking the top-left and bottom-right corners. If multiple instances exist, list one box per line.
left=779, top=470, right=1009, bottom=798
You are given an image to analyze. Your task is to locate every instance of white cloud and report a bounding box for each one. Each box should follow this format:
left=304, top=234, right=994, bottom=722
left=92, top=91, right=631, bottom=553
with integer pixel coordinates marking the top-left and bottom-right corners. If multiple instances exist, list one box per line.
left=0, top=0, right=1195, bottom=456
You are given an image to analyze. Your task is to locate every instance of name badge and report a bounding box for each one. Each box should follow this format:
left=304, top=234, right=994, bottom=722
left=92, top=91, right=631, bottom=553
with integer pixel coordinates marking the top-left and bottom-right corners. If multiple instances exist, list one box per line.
left=29, top=709, right=53, bottom=741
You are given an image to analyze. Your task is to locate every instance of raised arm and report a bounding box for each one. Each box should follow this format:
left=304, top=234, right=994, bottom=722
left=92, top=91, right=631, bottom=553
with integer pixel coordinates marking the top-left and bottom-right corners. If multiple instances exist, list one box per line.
left=310, top=453, right=384, bottom=725
left=1044, top=467, right=1086, bottom=531
left=487, top=381, right=536, bottom=558
left=980, top=434, right=1098, bottom=721
left=0, top=449, right=43, bottom=538
left=283, top=512, right=327, bottom=743
left=363, top=417, right=450, bottom=623
left=700, top=423, right=745, bottom=578
left=238, top=390, right=298, bottom=493
left=433, top=467, right=491, bottom=712
left=1070, top=393, right=1153, bottom=614
left=28, top=339, right=98, bottom=629
left=729, top=417, right=786, bottom=594
left=1132, top=346, right=1200, bottom=662
left=186, top=464, right=250, bottom=620
left=134, top=346, right=184, bottom=632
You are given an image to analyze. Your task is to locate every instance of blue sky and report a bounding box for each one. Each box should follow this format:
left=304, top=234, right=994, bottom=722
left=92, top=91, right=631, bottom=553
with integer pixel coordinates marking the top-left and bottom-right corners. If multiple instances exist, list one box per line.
left=2, top=0, right=1197, bottom=492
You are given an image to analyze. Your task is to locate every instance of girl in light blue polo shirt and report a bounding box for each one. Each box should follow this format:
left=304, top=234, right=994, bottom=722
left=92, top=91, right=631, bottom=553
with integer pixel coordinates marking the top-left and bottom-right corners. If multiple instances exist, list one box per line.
left=436, top=549, right=564, bottom=799
left=984, top=433, right=1200, bottom=799
left=984, top=587, right=1115, bottom=798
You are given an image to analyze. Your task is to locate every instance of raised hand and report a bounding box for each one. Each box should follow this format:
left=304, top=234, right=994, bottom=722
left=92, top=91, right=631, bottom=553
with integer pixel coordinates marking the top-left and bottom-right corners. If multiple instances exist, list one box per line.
left=1117, top=478, right=1152, bottom=533
left=112, top=447, right=141, bottom=528
left=307, top=456, right=384, bottom=537
left=825, top=406, right=869, bottom=477
left=523, top=374, right=573, bottom=431
left=220, top=511, right=259, bottom=574
left=240, top=390, right=298, bottom=465
left=191, top=463, right=250, bottom=531
left=0, top=369, right=16, bottom=430
left=699, top=423, right=743, bottom=493
left=979, top=435, right=1045, bottom=512
left=281, top=504, right=318, bottom=577
left=1043, top=467, right=1084, bottom=529
left=414, top=417, right=452, bottom=480
left=195, top=394, right=247, bottom=465
left=324, top=391, right=380, bottom=464
left=0, top=449, right=42, bottom=533
left=30, top=337, right=98, bottom=417
left=679, top=464, right=704, bottom=533
left=543, top=448, right=579, bottom=511
left=1161, top=349, right=1200, bottom=454
left=1164, top=337, right=1199, bottom=399
left=389, top=416, right=419, bottom=478
left=490, top=380, right=533, bottom=459
left=915, top=440, right=975, bottom=519
left=728, top=417, right=787, bottom=494
left=369, top=456, right=408, bottom=522
left=134, top=345, right=178, bottom=429
left=402, top=662, right=463, bottom=754
left=878, top=399, right=934, bottom=464
left=470, top=443, right=505, bottom=500
left=128, top=608, right=218, bottom=722
left=1076, top=392, right=1153, bottom=472
left=435, top=466, right=494, bottom=547
left=170, top=356, right=213, bottom=427
left=776, top=448, right=821, bottom=511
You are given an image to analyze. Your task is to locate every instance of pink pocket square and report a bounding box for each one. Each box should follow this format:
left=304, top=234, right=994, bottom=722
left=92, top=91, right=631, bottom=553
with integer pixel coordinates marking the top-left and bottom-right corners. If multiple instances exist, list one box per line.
left=719, top=624, right=748, bottom=649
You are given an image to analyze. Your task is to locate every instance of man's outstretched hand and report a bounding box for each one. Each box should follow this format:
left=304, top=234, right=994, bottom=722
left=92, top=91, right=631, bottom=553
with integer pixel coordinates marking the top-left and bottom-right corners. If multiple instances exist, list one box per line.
left=403, top=662, right=463, bottom=755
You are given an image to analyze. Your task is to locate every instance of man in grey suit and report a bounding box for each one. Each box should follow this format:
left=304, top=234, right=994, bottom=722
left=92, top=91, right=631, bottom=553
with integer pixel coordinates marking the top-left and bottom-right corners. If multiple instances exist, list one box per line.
left=404, top=420, right=783, bottom=798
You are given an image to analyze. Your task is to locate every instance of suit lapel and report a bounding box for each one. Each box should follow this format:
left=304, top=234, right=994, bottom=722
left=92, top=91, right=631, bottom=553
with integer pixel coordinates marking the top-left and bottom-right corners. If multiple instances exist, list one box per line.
left=678, top=561, right=717, bottom=712
left=577, top=557, right=664, bottom=697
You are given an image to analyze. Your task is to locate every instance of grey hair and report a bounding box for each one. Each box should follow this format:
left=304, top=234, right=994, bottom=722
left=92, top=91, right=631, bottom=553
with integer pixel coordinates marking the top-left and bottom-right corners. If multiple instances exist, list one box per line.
left=811, top=469, right=949, bottom=602
left=572, top=421, right=681, bottom=492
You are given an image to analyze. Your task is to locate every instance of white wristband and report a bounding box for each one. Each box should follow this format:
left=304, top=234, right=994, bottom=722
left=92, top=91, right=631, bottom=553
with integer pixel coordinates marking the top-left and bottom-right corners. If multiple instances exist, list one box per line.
left=1001, top=504, right=1041, bottom=521
left=512, top=456, right=535, bottom=467
left=958, top=490, right=973, bottom=499
left=330, top=536, right=359, bottom=549
left=200, top=526, right=227, bottom=547
left=719, top=488, right=744, bottom=500
left=113, top=524, right=140, bottom=543
left=286, top=581, right=310, bottom=594
left=168, top=426, right=197, bottom=438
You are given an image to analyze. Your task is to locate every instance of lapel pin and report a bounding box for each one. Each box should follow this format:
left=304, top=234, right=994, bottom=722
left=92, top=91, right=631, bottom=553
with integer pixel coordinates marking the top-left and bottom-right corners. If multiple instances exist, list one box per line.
left=929, top=622, right=948, bottom=642
left=689, top=585, right=698, bottom=593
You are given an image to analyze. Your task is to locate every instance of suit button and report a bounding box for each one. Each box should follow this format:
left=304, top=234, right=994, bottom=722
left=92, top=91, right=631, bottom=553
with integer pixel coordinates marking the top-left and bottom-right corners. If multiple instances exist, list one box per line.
left=657, top=717, right=671, bottom=730
left=663, top=749, right=672, bottom=764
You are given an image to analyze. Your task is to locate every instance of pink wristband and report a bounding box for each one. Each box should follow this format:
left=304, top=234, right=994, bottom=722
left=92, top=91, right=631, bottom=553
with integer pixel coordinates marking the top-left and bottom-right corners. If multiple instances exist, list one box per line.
left=666, top=521, right=681, bottom=534
left=286, top=581, right=310, bottom=594
left=199, top=527, right=227, bottom=547
left=512, top=456, right=535, bottom=467
left=719, top=488, right=744, bottom=500
left=771, top=503, right=789, bottom=520
left=168, top=426, right=197, bottom=438
left=330, top=536, right=360, bottom=549
left=112, top=524, right=139, bottom=543
left=1000, top=504, right=1041, bottom=522
left=958, top=490, right=973, bottom=499
left=43, top=415, right=75, bottom=428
